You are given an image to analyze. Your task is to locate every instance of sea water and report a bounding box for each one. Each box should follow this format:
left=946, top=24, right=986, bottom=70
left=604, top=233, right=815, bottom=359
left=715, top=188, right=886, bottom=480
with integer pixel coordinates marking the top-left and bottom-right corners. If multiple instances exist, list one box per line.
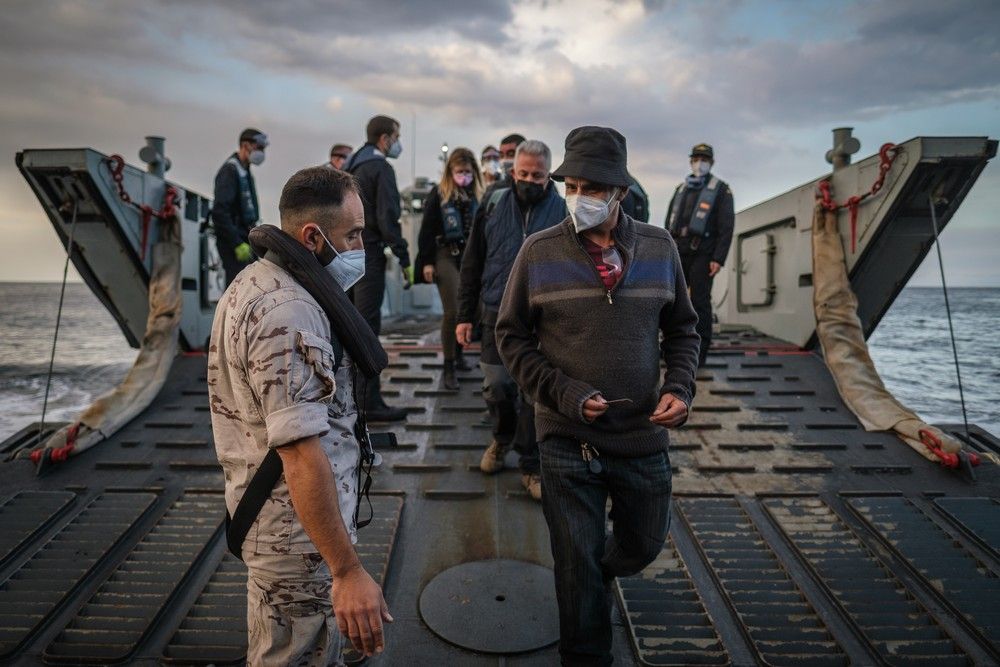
left=0, top=283, right=997, bottom=440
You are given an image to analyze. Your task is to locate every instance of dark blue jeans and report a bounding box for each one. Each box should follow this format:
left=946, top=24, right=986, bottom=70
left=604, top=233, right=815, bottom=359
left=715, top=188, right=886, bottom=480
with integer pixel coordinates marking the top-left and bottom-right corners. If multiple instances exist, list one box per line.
left=540, top=437, right=672, bottom=666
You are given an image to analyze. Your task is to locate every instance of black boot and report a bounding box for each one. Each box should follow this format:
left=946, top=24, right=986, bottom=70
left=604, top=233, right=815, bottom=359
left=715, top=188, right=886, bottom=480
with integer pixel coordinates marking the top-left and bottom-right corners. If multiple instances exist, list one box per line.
left=364, top=375, right=407, bottom=423
left=442, top=360, right=459, bottom=391
left=454, top=344, right=472, bottom=371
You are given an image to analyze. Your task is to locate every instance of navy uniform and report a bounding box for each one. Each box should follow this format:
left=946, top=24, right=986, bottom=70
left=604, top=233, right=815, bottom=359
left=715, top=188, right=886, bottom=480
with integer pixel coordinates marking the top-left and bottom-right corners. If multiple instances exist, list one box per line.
left=212, top=128, right=267, bottom=286
left=666, top=143, right=734, bottom=366
left=343, top=138, right=410, bottom=422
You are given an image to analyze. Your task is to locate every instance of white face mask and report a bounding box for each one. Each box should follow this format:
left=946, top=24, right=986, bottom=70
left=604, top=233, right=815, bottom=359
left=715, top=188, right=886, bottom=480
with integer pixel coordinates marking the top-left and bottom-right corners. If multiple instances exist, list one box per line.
left=566, top=188, right=619, bottom=233
left=316, top=227, right=366, bottom=290
left=249, top=149, right=265, bottom=166
left=385, top=139, right=402, bottom=159
left=691, top=159, right=711, bottom=177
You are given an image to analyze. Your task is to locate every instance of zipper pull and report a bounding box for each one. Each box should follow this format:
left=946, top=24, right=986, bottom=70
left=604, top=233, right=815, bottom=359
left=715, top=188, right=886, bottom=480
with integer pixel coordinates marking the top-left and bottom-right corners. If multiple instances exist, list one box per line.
left=606, top=290, right=613, bottom=304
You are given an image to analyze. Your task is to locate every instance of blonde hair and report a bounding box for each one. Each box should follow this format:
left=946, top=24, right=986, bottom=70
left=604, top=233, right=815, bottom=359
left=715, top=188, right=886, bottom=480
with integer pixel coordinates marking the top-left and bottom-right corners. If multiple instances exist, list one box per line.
left=438, top=147, right=483, bottom=204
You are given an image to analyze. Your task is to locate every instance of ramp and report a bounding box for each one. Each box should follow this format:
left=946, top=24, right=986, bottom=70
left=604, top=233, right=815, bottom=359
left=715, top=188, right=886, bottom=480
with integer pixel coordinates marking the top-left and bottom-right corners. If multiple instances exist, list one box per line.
left=0, top=330, right=997, bottom=665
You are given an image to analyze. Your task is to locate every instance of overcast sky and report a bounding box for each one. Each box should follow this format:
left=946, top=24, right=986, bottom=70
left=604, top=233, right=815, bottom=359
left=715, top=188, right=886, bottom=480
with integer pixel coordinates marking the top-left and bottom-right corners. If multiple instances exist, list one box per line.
left=1, top=0, right=997, bottom=285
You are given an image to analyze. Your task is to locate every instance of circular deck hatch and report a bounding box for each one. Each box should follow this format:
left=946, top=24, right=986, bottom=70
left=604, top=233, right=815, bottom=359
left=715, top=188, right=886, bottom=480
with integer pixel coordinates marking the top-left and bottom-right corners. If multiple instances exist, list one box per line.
left=418, top=559, right=559, bottom=654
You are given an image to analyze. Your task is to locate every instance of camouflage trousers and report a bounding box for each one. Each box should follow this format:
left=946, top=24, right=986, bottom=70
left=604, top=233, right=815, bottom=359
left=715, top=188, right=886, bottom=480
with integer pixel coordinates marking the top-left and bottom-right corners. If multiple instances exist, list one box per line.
left=245, top=551, right=346, bottom=667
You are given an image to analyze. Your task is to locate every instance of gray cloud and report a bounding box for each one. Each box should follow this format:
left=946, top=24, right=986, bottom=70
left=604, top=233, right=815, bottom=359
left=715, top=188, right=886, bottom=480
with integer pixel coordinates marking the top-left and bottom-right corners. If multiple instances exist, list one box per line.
left=711, top=2, right=1000, bottom=124
left=0, top=0, right=996, bottom=285
left=191, top=0, right=999, bottom=160
left=5, top=0, right=993, bottom=159
left=176, top=0, right=514, bottom=45
left=0, top=2, right=198, bottom=68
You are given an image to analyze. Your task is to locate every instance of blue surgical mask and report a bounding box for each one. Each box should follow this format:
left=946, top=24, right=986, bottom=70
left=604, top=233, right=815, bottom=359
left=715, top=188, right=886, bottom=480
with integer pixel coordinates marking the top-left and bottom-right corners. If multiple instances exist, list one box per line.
left=316, top=227, right=366, bottom=290
left=385, top=139, right=402, bottom=159
left=691, top=160, right=711, bottom=177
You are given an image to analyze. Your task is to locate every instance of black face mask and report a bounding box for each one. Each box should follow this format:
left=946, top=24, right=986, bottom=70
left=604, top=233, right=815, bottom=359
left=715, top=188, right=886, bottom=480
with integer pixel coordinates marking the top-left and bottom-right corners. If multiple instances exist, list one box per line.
left=515, top=180, right=546, bottom=205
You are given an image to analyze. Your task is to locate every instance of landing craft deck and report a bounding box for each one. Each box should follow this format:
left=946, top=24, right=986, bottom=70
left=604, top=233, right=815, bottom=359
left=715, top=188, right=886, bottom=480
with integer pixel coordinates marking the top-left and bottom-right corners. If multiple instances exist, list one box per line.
left=7, top=133, right=998, bottom=665
left=1, top=326, right=998, bottom=666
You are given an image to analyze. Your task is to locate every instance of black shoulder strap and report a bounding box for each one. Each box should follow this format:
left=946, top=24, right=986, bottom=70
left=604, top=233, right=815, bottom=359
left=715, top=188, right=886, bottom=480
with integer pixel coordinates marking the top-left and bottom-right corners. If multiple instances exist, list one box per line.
left=225, top=337, right=344, bottom=560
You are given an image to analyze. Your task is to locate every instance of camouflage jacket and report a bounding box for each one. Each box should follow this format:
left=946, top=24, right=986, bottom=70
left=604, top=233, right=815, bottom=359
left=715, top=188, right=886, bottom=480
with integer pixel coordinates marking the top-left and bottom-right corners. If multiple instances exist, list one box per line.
left=209, top=258, right=360, bottom=554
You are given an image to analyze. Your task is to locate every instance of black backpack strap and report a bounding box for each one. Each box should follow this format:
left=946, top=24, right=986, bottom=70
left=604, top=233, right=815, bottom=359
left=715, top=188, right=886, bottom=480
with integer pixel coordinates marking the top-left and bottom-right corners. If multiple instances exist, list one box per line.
left=225, top=335, right=345, bottom=561
left=226, top=448, right=283, bottom=561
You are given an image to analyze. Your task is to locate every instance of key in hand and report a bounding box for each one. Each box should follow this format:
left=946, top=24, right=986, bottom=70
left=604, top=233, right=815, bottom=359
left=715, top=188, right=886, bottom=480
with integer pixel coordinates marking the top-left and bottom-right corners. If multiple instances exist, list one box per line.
left=604, top=398, right=633, bottom=406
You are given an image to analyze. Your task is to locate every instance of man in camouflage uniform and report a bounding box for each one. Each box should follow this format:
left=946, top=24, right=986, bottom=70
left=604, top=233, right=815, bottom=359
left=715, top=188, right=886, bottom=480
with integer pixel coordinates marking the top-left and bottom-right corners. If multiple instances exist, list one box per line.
left=209, top=167, right=392, bottom=665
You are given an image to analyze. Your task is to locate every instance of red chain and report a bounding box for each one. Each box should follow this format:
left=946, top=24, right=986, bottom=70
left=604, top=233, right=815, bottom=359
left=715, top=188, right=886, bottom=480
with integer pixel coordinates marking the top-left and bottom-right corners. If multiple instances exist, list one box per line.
left=107, top=155, right=178, bottom=261
left=919, top=428, right=980, bottom=469
left=30, top=422, right=79, bottom=465
left=817, top=143, right=899, bottom=253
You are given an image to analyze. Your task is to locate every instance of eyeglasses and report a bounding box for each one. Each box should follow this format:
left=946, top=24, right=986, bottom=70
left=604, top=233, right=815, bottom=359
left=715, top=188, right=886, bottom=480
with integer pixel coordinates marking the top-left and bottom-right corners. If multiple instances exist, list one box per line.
left=602, top=246, right=623, bottom=276
left=333, top=154, right=350, bottom=160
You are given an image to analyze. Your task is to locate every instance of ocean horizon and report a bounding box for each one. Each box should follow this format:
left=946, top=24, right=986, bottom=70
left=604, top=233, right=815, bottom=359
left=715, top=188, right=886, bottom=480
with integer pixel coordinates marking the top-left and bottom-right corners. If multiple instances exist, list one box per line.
left=1, top=282, right=997, bottom=441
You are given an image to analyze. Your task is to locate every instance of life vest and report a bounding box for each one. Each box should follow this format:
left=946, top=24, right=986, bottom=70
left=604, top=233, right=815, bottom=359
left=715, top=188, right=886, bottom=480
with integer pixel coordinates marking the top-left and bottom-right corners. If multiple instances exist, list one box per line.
left=440, top=195, right=478, bottom=246
left=668, top=176, right=722, bottom=238
left=226, top=156, right=259, bottom=226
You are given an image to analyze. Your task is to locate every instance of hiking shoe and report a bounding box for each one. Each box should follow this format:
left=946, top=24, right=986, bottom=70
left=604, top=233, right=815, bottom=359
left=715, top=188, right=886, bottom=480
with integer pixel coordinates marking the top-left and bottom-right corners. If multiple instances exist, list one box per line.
left=442, top=360, right=459, bottom=391
left=479, top=440, right=508, bottom=474
left=521, top=473, right=542, bottom=501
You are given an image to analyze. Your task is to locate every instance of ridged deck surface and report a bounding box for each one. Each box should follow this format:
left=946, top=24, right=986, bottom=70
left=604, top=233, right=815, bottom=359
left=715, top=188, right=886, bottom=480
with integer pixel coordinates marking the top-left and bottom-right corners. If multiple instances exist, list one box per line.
left=1, top=325, right=998, bottom=666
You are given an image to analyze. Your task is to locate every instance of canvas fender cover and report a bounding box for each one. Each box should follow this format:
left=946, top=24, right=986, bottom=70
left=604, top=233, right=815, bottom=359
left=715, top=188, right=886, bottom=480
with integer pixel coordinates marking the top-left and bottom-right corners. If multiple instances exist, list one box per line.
left=811, top=204, right=962, bottom=462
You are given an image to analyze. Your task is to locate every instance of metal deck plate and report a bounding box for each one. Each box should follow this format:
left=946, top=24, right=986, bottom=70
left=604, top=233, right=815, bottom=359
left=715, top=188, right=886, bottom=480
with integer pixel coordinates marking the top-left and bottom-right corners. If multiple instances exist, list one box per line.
left=418, top=559, right=558, bottom=654
left=763, top=496, right=969, bottom=665
left=847, top=496, right=1000, bottom=657
left=160, top=494, right=403, bottom=665
left=0, top=491, right=157, bottom=660
left=676, top=497, right=846, bottom=666
left=0, top=490, right=75, bottom=569
left=0, top=329, right=997, bottom=664
left=44, top=492, right=221, bottom=664
left=617, top=534, right=729, bottom=666
left=933, top=496, right=1000, bottom=557
left=160, top=552, right=246, bottom=665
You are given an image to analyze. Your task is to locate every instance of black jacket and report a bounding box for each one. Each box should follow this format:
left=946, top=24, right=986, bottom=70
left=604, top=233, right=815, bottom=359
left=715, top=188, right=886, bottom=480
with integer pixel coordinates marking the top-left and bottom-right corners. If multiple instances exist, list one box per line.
left=665, top=176, right=735, bottom=265
left=211, top=153, right=259, bottom=252
left=344, top=144, right=410, bottom=267
left=414, top=185, right=477, bottom=282
left=458, top=181, right=567, bottom=324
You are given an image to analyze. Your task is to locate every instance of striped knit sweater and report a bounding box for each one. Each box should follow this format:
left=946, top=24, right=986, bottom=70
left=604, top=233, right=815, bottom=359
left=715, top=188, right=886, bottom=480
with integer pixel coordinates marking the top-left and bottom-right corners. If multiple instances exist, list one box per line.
left=496, top=214, right=700, bottom=457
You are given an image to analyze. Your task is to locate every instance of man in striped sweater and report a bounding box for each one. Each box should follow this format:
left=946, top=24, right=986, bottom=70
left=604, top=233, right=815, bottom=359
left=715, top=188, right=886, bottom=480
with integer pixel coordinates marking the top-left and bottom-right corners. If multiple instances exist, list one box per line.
left=497, top=126, right=700, bottom=665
